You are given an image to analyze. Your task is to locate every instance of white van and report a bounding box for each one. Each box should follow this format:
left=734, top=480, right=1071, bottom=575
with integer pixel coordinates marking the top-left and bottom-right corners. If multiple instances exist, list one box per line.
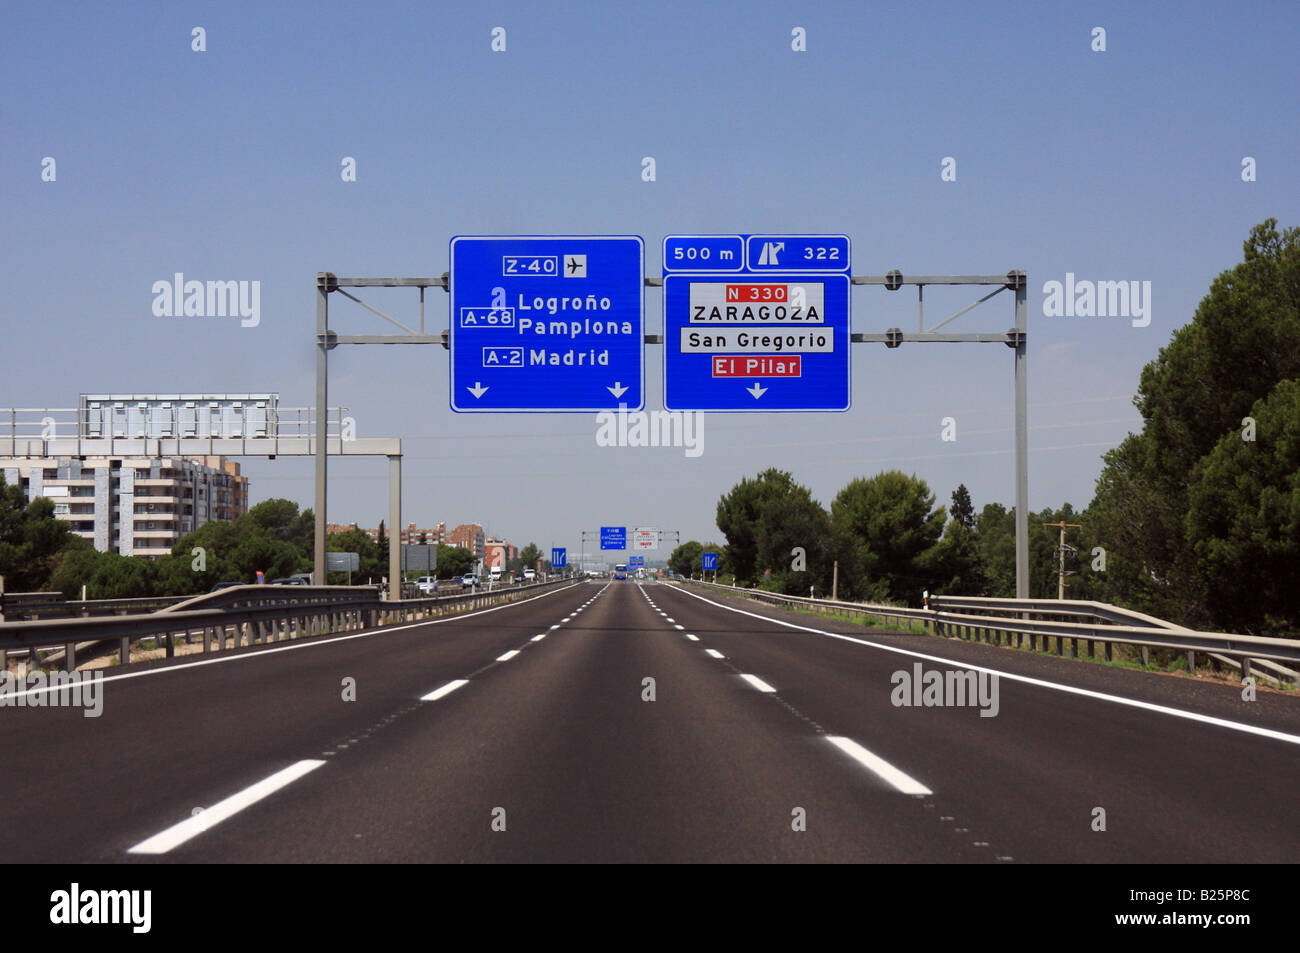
left=489, top=567, right=503, bottom=583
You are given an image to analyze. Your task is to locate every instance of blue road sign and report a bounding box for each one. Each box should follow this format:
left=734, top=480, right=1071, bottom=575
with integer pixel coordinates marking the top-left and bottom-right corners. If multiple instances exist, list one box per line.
left=449, top=236, right=644, bottom=412
left=744, top=234, right=851, bottom=274
left=663, top=234, right=850, bottom=412
left=701, top=552, right=718, bottom=572
left=662, top=235, right=744, bottom=273
left=551, top=547, right=567, bottom=568
left=628, top=554, right=645, bottom=567
left=663, top=234, right=850, bottom=276
left=600, top=526, right=627, bottom=550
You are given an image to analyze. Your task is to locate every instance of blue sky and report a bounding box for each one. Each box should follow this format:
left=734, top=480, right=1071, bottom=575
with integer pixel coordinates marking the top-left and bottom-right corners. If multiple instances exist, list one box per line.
left=4, top=0, right=1298, bottom=558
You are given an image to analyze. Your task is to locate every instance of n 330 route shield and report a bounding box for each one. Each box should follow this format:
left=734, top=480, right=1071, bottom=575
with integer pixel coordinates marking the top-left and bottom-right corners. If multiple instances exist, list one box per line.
left=449, top=236, right=645, bottom=412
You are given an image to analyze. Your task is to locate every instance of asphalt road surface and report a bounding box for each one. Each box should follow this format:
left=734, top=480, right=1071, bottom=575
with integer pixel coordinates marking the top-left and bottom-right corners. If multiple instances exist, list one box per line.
left=2, top=579, right=1296, bottom=863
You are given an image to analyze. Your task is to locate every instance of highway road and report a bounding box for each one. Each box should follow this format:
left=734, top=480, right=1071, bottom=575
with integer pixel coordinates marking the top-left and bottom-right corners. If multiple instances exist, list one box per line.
left=2, top=579, right=1297, bottom=863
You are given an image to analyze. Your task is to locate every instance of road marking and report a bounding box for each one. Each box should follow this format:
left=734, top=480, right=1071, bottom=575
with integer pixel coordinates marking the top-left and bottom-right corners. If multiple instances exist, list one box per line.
left=826, top=736, right=932, bottom=795
left=685, top=634, right=699, bottom=641
left=127, top=760, right=326, bottom=854
left=672, top=585, right=1300, bottom=748
left=496, top=650, right=519, bottom=661
left=421, top=679, right=469, bottom=702
left=674, top=624, right=685, bottom=630
left=740, top=674, right=776, bottom=692
left=705, top=649, right=724, bottom=659
left=531, top=634, right=546, bottom=641
left=666, top=617, right=675, bottom=622
left=549, top=624, right=561, bottom=630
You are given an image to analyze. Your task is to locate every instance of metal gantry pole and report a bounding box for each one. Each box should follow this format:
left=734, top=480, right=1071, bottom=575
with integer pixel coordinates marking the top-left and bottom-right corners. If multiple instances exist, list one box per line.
left=314, top=274, right=330, bottom=585
left=388, top=454, right=402, bottom=599
left=1014, top=279, right=1030, bottom=599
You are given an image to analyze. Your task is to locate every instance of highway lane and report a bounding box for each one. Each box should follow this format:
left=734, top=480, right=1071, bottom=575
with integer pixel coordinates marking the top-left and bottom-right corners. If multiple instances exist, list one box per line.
left=139, top=577, right=985, bottom=862
left=0, top=580, right=594, bottom=863
left=3, top=578, right=1296, bottom=863
left=652, top=582, right=1300, bottom=863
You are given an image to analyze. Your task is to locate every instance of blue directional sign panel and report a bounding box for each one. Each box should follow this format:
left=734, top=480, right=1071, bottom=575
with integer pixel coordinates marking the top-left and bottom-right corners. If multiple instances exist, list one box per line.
left=449, top=236, right=644, bottom=412
left=701, top=552, right=718, bottom=572
left=628, top=554, right=645, bottom=567
left=551, top=547, right=567, bottom=568
left=600, top=526, right=627, bottom=550
left=663, top=234, right=851, bottom=412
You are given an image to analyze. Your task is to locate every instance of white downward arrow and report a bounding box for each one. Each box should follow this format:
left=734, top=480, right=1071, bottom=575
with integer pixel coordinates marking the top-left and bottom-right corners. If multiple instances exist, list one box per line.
left=608, top=382, right=628, bottom=398
left=467, top=382, right=489, bottom=398
left=747, top=383, right=767, bottom=399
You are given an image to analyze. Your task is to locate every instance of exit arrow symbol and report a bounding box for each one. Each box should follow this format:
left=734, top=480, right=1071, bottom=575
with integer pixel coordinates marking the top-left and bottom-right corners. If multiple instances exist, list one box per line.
left=467, top=382, right=489, bottom=399
left=608, top=381, right=628, bottom=398
left=747, top=383, right=767, bottom=399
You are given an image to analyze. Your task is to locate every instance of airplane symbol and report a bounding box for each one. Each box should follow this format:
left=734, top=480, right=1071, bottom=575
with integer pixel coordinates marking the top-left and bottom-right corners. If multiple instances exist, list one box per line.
left=567, top=258, right=581, bottom=274
left=563, top=254, right=587, bottom=277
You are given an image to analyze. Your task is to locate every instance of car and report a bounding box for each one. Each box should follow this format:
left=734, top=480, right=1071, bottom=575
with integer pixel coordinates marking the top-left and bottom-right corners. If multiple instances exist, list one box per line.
left=415, top=576, right=438, bottom=595
left=460, top=574, right=478, bottom=589
left=208, top=581, right=243, bottom=592
left=270, top=576, right=309, bottom=586
left=523, top=569, right=536, bottom=581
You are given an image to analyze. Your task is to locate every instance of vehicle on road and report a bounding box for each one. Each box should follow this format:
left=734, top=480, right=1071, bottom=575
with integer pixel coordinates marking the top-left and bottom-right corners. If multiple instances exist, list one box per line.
left=523, top=569, right=536, bottom=582
left=460, top=574, right=478, bottom=589
left=614, top=563, right=628, bottom=580
left=208, top=581, right=243, bottom=592
left=415, top=576, right=438, bottom=595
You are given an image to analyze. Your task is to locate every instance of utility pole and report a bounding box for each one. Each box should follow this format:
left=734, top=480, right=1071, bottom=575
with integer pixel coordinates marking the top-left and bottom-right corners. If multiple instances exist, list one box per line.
left=1042, top=521, right=1082, bottom=599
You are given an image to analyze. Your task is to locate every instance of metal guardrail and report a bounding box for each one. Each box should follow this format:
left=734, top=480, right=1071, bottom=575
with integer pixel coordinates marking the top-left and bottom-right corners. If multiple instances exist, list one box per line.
left=679, top=579, right=1299, bottom=680
left=0, top=578, right=579, bottom=671
left=0, top=591, right=189, bottom=621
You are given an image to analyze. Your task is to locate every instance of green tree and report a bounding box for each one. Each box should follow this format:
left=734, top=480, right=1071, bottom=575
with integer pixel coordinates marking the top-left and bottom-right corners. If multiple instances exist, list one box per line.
left=1088, top=219, right=1300, bottom=631
left=951, top=484, right=976, bottom=531
left=668, top=540, right=704, bottom=576
left=716, top=469, right=830, bottom=593
left=830, top=471, right=946, bottom=604
left=328, top=527, right=382, bottom=581
left=0, top=475, right=88, bottom=592
left=518, top=543, right=542, bottom=572
left=1186, top=380, right=1300, bottom=634
left=436, top=544, right=473, bottom=578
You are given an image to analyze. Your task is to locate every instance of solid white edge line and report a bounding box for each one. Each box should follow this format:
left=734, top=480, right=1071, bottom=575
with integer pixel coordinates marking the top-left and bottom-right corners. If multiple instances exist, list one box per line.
left=127, top=759, right=327, bottom=854
left=671, top=585, right=1300, bottom=747
left=826, top=736, right=932, bottom=795
left=42, top=582, right=585, bottom=697
left=421, top=678, right=469, bottom=701
left=705, top=649, right=724, bottom=659
left=496, top=650, right=519, bottom=661
left=740, top=673, right=776, bottom=693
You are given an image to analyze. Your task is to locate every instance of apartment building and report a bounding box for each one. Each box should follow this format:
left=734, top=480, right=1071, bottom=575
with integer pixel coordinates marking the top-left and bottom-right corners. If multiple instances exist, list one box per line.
left=0, top=455, right=248, bottom=559
left=327, top=521, right=446, bottom=545
left=446, top=523, right=486, bottom=561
